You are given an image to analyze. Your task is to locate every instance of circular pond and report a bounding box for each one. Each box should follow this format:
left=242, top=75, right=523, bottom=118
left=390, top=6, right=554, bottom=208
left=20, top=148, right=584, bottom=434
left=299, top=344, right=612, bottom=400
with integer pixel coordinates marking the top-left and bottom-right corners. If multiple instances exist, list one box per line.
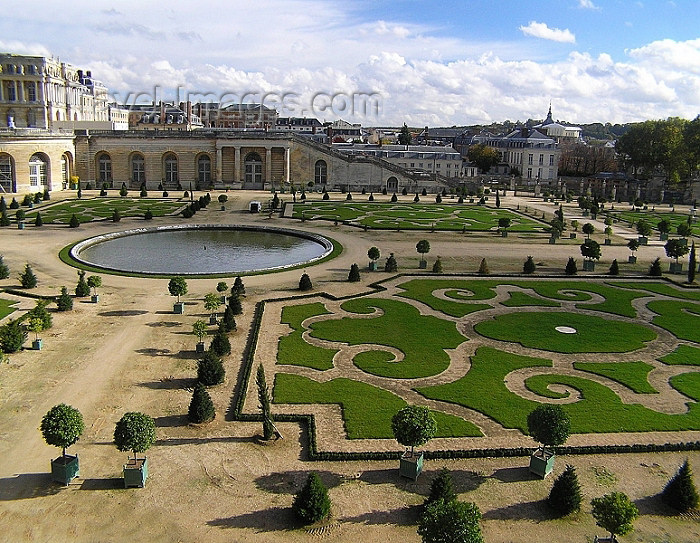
left=70, top=225, right=334, bottom=275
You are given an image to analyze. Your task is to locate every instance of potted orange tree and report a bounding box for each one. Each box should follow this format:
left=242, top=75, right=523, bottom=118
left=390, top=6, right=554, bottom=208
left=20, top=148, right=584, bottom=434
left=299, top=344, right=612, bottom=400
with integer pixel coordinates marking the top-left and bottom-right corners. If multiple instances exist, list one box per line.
left=527, top=404, right=571, bottom=478
left=114, top=412, right=156, bottom=488
left=40, top=404, right=85, bottom=485
left=391, top=405, right=436, bottom=480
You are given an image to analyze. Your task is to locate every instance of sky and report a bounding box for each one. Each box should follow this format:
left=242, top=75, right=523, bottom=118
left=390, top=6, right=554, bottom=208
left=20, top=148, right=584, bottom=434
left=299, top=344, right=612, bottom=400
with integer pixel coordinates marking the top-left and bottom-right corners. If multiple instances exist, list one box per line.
left=1, top=0, right=699, bottom=127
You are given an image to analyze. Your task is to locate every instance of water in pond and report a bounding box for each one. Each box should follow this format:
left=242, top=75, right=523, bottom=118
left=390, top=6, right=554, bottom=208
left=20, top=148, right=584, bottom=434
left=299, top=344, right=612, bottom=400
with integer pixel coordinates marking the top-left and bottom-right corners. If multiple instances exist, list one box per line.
left=76, top=227, right=330, bottom=274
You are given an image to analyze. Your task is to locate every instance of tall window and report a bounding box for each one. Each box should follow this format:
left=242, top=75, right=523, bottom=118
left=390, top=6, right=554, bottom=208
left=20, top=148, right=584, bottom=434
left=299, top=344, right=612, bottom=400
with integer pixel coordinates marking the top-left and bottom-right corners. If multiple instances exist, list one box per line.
left=26, top=82, right=36, bottom=102
left=0, top=154, right=13, bottom=192
left=197, top=155, right=211, bottom=185
left=549, top=155, right=555, bottom=166
left=131, top=154, right=145, bottom=184
left=5, top=82, right=16, bottom=102
left=538, top=154, right=544, bottom=166
left=164, top=153, right=178, bottom=185
left=29, top=154, right=47, bottom=186
left=98, top=153, right=112, bottom=183
left=528, top=153, right=533, bottom=165
left=314, top=160, right=327, bottom=185
left=61, top=155, right=69, bottom=188
left=244, top=153, right=262, bottom=185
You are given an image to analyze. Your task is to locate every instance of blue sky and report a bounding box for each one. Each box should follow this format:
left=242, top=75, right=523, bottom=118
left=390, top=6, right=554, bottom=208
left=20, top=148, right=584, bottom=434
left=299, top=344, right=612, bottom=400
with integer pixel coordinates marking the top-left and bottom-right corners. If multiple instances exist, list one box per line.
left=1, top=0, right=698, bottom=126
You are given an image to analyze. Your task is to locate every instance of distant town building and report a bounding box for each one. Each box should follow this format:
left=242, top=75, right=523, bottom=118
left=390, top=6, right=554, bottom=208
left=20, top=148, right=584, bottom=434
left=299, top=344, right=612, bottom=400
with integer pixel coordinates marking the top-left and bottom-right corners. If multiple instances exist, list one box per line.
left=534, top=104, right=582, bottom=142
left=325, top=119, right=365, bottom=142
left=127, top=101, right=203, bottom=131
left=192, top=102, right=278, bottom=129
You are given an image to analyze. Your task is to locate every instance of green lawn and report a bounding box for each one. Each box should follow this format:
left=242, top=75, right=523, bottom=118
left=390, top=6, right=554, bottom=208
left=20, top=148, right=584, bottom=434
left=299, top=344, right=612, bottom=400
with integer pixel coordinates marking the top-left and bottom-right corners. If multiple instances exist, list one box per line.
left=277, top=302, right=339, bottom=371
left=648, top=300, right=700, bottom=342
left=272, top=373, right=482, bottom=439
left=474, top=311, right=656, bottom=353
left=22, top=197, right=184, bottom=224
left=608, top=210, right=694, bottom=231
left=0, top=298, right=18, bottom=320
left=308, top=298, right=466, bottom=378
left=659, top=345, right=700, bottom=366
left=573, top=361, right=658, bottom=394
left=291, top=201, right=547, bottom=232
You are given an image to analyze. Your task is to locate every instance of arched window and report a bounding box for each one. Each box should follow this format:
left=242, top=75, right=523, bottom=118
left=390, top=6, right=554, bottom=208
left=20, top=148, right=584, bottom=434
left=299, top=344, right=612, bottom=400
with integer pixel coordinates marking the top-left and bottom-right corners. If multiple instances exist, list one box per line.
left=97, top=153, right=112, bottom=183
left=29, top=153, right=48, bottom=187
left=61, top=154, right=69, bottom=189
left=197, top=154, right=211, bottom=186
left=386, top=176, right=398, bottom=192
left=314, top=160, right=327, bottom=185
left=0, top=153, right=14, bottom=192
left=131, top=153, right=145, bottom=184
left=244, top=152, right=262, bottom=185
left=164, top=153, right=178, bottom=186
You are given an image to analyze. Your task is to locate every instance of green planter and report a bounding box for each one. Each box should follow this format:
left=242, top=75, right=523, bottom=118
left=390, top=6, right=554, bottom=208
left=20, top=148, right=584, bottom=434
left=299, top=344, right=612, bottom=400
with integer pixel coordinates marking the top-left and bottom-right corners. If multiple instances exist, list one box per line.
left=368, top=261, right=378, bottom=271
left=209, top=316, right=218, bottom=325
left=638, top=236, right=648, bottom=245
left=399, top=451, right=424, bottom=480
left=501, top=230, right=508, bottom=237
left=604, top=238, right=611, bottom=245
left=123, top=457, right=148, bottom=488
left=549, top=237, right=556, bottom=245
left=529, top=447, right=555, bottom=478
left=51, top=454, right=79, bottom=485
left=173, top=302, right=184, bottom=314
left=196, top=342, right=205, bottom=353
left=91, top=294, right=100, bottom=303
left=418, top=260, right=427, bottom=269
left=628, top=255, right=637, bottom=264
left=660, top=233, right=668, bottom=241
left=17, top=222, right=25, bottom=230
left=670, top=262, right=683, bottom=274
left=570, top=233, right=577, bottom=239
left=32, top=338, right=43, bottom=350
left=583, top=260, right=596, bottom=272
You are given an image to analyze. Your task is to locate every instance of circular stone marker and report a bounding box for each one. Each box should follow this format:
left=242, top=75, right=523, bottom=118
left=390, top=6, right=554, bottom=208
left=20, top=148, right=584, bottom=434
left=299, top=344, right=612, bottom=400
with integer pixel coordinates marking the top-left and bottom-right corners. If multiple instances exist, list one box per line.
left=555, top=326, right=577, bottom=334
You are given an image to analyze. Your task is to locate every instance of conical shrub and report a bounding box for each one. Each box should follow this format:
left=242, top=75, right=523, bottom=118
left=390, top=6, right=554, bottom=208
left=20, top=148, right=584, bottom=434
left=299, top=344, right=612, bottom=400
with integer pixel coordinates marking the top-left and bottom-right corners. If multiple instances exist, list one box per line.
left=188, top=383, right=215, bottom=423
left=548, top=464, right=582, bottom=516
left=662, top=460, right=699, bottom=512
left=292, top=472, right=331, bottom=524
left=424, top=468, right=457, bottom=508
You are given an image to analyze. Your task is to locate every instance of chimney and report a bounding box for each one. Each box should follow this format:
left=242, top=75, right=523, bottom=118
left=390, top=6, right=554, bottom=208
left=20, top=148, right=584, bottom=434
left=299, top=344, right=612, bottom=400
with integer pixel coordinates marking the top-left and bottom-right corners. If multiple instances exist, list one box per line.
left=86, top=70, right=91, bottom=78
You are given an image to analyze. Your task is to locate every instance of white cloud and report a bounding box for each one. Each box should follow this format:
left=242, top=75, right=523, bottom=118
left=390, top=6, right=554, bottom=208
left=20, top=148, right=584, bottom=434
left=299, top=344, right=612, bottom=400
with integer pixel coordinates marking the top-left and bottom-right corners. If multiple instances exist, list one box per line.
left=519, top=21, right=576, bottom=44
left=578, top=0, right=600, bottom=10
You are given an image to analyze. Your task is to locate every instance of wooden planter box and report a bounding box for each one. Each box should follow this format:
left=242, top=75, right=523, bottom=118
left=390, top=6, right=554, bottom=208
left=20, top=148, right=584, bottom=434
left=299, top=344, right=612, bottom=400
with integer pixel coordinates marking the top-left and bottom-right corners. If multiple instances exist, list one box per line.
left=418, top=261, right=427, bottom=269
left=368, top=261, right=378, bottom=271
left=17, top=222, right=25, bottom=230
left=604, top=238, right=611, bottom=245
left=501, top=230, right=508, bottom=237
left=529, top=447, right=555, bottom=478
left=196, top=341, right=205, bottom=353
left=173, top=302, right=185, bottom=314
left=638, top=236, right=648, bottom=245
left=583, top=260, right=596, bottom=272
left=582, top=210, right=589, bottom=217
left=32, top=338, right=43, bottom=350
left=399, top=451, right=424, bottom=480
left=219, top=295, right=227, bottom=304
left=660, top=233, right=669, bottom=241
left=91, top=294, right=100, bottom=303
left=670, top=262, right=683, bottom=274
left=209, top=316, right=218, bottom=325
left=628, top=255, right=637, bottom=263
left=51, top=454, right=79, bottom=485
left=549, top=237, right=556, bottom=245
left=123, top=457, right=148, bottom=488
left=570, top=233, right=577, bottom=239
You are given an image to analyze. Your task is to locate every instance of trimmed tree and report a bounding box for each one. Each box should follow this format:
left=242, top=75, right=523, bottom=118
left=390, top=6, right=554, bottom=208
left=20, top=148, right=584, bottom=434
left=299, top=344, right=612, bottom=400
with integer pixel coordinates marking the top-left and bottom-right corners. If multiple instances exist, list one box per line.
left=432, top=256, right=443, bottom=274
left=168, top=276, right=188, bottom=303
left=204, top=292, right=222, bottom=322
left=0, top=319, right=27, bottom=353
left=256, top=364, right=274, bottom=440
left=221, top=304, right=237, bottom=332
left=228, top=293, right=243, bottom=316
left=523, top=256, right=536, bottom=274
left=418, top=499, right=483, bottom=543
left=527, top=404, right=571, bottom=450
left=565, top=257, right=577, bottom=275
left=41, top=403, right=85, bottom=459
left=192, top=319, right=207, bottom=347
left=368, top=246, right=381, bottom=269
left=580, top=239, right=601, bottom=264
left=292, top=472, right=331, bottom=524
left=636, top=219, right=652, bottom=238
left=210, top=324, right=231, bottom=356
left=216, top=281, right=228, bottom=295
left=75, top=270, right=90, bottom=297
left=548, top=464, right=582, bottom=516
left=34, top=212, right=43, bottom=227
left=425, top=468, right=457, bottom=508
left=385, top=252, right=398, bottom=272
left=689, top=242, right=696, bottom=284
left=498, top=217, right=511, bottom=235
left=19, top=263, right=37, bottom=288
left=197, top=350, right=225, bottom=385
left=609, top=259, right=620, bottom=276
left=627, top=238, right=640, bottom=259
left=56, top=286, right=73, bottom=311
left=416, top=240, right=431, bottom=267
left=591, top=492, right=639, bottom=541
left=348, top=263, right=361, bottom=282
left=232, top=276, right=246, bottom=297
left=114, top=412, right=156, bottom=463
left=69, top=213, right=80, bottom=228
left=477, top=258, right=489, bottom=275
left=391, top=405, right=437, bottom=457
left=0, top=255, right=9, bottom=279
left=662, top=459, right=699, bottom=513
left=299, top=273, right=313, bottom=291
left=665, top=238, right=690, bottom=266
left=188, top=383, right=215, bottom=423
left=87, top=275, right=102, bottom=297
left=582, top=222, right=595, bottom=239
left=649, top=257, right=663, bottom=277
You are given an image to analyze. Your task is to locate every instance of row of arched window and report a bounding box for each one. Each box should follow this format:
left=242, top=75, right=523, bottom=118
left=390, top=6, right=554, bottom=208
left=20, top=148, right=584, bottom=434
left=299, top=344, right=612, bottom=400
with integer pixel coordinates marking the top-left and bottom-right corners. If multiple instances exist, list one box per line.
left=95, top=152, right=213, bottom=186
left=0, top=152, right=67, bottom=192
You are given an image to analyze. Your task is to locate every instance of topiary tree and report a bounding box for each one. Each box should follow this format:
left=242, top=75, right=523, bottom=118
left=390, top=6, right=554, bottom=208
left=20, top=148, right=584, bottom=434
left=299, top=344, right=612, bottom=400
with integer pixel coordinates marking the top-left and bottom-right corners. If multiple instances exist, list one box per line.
left=636, top=219, right=652, bottom=238
left=425, top=468, right=457, bottom=508
left=368, top=246, right=380, bottom=268
left=662, top=459, right=699, bottom=513
left=87, top=275, right=102, bottom=297
left=627, top=238, right=640, bottom=258
left=168, top=276, right=188, bottom=303
left=216, top=281, right=228, bottom=297
left=197, top=350, right=225, bottom=385
left=477, top=258, right=489, bottom=275
left=19, top=263, right=37, bottom=288
left=210, top=324, right=231, bottom=356
left=56, top=286, right=73, bottom=311
left=192, top=319, right=207, bottom=346
left=34, top=212, right=43, bottom=227
left=144, top=209, right=153, bottom=220
left=391, top=405, right=437, bottom=457
left=204, top=292, right=222, bottom=321
left=649, top=257, right=663, bottom=277
left=292, top=472, right=331, bottom=524
left=299, top=273, right=313, bottom=291
left=582, top=222, right=595, bottom=239
left=677, top=222, right=692, bottom=240
left=114, top=412, right=156, bottom=462
left=495, top=192, right=501, bottom=208
left=689, top=242, right=696, bottom=284
left=119, top=184, right=128, bottom=197
left=0, top=319, right=27, bottom=353
left=41, top=404, right=85, bottom=459
left=609, top=259, right=620, bottom=276
left=391, top=193, right=398, bottom=203
left=348, top=263, right=361, bottom=282
left=385, top=252, right=398, bottom=272
left=27, top=300, right=52, bottom=331
left=221, top=304, right=237, bottom=332
left=231, top=276, right=245, bottom=297
left=565, top=257, right=577, bottom=275
left=69, top=213, right=80, bottom=228
left=658, top=219, right=671, bottom=238
left=75, top=270, right=90, bottom=297
left=416, top=240, right=431, bottom=266
left=527, top=404, right=571, bottom=450
left=228, top=293, right=243, bottom=316
left=497, top=217, right=511, bottom=234
left=256, top=363, right=274, bottom=440
left=523, top=256, right=536, bottom=274
left=591, top=492, right=639, bottom=541
left=580, top=239, right=601, bottom=262
left=0, top=255, right=9, bottom=279
left=665, top=238, right=690, bottom=265
left=0, top=210, right=10, bottom=226
left=418, top=499, right=483, bottom=543
left=432, top=256, right=443, bottom=274
left=548, top=464, right=582, bottom=516
left=188, top=382, right=215, bottom=423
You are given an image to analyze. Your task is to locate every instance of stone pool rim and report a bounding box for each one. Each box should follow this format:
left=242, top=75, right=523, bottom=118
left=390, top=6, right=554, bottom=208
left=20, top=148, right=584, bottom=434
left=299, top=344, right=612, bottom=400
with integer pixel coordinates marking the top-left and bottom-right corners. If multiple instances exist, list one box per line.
left=63, top=224, right=339, bottom=278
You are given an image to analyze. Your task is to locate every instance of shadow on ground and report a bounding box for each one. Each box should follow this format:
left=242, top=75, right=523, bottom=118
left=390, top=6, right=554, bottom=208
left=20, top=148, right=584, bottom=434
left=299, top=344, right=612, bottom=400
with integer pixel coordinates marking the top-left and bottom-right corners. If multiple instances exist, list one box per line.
left=153, top=414, right=190, bottom=428
left=359, top=467, right=487, bottom=497
left=139, top=377, right=193, bottom=390
left=255, top=470, right=344, bottom=495
left=80, top=478, right=124, bottom=490
left=482, top=499, right=555, bottom=521
left=635, top=493, right=678, bottom=516
left=146, top=321, right=182, bottom=327
left=341, top=504, right=422, bottom=526
left=491, top=466, right=538, bottom=483
left=135, top=348, right=173, bottom=357
left=0, top=473, right=63, bottom=500
left=99, top=310, right=148, bottom=317
left=208, top=506, right=296, bottom=532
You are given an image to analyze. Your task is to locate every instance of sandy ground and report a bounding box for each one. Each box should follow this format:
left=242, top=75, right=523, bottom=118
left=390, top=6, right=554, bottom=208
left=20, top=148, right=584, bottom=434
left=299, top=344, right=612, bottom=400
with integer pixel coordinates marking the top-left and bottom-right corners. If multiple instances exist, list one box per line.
left=0, top=189, right=698, bottom=542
